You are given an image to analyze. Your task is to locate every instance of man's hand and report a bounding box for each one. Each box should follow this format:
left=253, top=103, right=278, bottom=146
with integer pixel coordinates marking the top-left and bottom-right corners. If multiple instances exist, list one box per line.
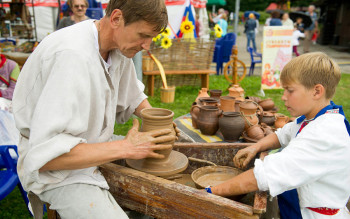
left=233, top=145, right=258, bottom=169
left=123, top=119, right=175, bottom=160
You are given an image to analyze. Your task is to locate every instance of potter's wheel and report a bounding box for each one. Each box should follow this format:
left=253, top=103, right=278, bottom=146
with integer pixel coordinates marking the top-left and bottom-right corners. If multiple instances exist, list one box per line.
left=126, top=150, right=189, bottom=176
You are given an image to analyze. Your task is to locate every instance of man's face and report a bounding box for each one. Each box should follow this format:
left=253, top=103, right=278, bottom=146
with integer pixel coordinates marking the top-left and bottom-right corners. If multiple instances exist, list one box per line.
left=72, top=0, right=88, bottom=17
left=282, top=82, right=314, bottom=118
left=113, top=20, right=159, bottom=58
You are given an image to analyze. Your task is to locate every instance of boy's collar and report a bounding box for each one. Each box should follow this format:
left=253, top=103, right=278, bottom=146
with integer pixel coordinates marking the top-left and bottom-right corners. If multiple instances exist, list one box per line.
left=296, top=101, right=341, bottom=124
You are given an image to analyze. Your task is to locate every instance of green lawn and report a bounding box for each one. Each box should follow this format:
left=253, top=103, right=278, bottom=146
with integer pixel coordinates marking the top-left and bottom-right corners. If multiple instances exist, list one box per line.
left=1, top=74, right=349, bottom=218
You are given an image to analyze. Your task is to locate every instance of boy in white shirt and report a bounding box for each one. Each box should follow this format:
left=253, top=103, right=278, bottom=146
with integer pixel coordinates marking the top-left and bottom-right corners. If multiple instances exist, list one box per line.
left=206, top=52, right=350, bottom=219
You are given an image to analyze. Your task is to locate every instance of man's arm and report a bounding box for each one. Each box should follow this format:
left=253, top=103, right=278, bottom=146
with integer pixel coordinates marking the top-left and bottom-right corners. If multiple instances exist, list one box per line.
left=134, top=98, right=152, bottom=117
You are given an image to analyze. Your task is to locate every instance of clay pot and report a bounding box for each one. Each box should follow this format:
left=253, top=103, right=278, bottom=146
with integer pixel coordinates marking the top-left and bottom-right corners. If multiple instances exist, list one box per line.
left=190, top=102, right=200, bottom=129
left=259, top=111, right=276, bottom=126
left=258, top=98, right=275, bottom=111
left=234, top=100, right=242, bottom=112
left=197, top=106, right=222, bottom=135
left=228, top=84, right=245, bottom=101
left=195, top=88, right=210, bottom=102
left=246, top=124, right=265, bottom=140
left=245, top=96, right=261, bottom=103
left=209, top=89, right=222, bottom=100
left=274, top=114, right=290, bottom=129
left=219, top=96, right=236, bottom=112
left=261, top=123, right=274, bottom=136
left=239, top=100, right=263, bottom=130
left=219, top=112, right=245, bottom=142
left=198, top=97, right=219, bottom=107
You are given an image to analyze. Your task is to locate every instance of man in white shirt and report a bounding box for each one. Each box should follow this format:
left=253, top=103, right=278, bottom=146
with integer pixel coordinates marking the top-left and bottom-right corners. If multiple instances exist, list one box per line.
left=12, top=0, right=172, bottom=218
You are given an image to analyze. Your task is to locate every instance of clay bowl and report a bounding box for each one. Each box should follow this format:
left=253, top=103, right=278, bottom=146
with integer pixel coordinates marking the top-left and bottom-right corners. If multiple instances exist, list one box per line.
left=191, top=166, right=243, bottom=189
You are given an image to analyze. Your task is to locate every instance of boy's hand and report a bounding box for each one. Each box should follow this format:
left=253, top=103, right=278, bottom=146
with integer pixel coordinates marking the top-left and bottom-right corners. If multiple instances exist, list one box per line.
left=124, top=119, right=174, bottom=160
left=233, top=145, right=258, bottom=169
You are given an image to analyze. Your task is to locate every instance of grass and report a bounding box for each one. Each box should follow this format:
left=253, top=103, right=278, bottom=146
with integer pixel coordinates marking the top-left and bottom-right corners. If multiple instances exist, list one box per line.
left=1, top=74, right=349, bottom=217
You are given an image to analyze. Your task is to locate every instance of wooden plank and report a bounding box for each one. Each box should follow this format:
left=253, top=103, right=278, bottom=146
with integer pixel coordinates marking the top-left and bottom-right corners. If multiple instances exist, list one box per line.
left=253, top=192, right=267, bottom=214
left=100, top=163, right=259, bottom=219
left=143, top=69, right=216, bottom=75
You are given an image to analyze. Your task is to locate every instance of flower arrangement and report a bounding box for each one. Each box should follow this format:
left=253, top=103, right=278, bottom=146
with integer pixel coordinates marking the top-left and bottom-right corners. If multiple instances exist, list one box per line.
left=180, top=20, right=195, bottom=34
left=152, top=27, right=173, bottom=49
left=214, top=24, right=223, bottom=38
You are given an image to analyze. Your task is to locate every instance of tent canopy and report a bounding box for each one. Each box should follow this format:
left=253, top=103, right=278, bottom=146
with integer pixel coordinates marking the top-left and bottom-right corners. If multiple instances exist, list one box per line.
left=206, top=0, right=226, bottom=6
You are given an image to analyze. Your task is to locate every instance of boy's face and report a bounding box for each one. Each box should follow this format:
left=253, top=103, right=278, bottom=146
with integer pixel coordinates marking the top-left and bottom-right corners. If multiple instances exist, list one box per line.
left=281, top=82, right=315, bottom=118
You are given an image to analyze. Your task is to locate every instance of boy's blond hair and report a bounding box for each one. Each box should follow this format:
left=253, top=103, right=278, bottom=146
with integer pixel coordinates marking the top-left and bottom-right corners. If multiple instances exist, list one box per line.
left=280, top=52, right=341, bottom=99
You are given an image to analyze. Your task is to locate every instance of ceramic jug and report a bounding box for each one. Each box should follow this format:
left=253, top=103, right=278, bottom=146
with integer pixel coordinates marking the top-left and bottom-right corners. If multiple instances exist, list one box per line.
left=239, top=100, right=263, bottom=130
left=259, top=111, right=276, bottom=126
left=209, top=89, right=222, bottom=100
left=246, top=124, right=265, bottom=140
left=219, top=112, right=245, bottom=142
left=190, top=102, right=200, bottom=129
left=197, top=106, right=222, bottom=135
left=274, top=114, right=290, bottom=128
left=220, top=96, right=236, bottom=112
left=195, top=88, right=210, bottom=102
left=258, top=98, right=275, bottom=111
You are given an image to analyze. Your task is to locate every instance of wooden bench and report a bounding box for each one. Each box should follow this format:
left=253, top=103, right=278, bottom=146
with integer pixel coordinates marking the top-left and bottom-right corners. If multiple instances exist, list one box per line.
left=143, top=69, right=216, bottom=96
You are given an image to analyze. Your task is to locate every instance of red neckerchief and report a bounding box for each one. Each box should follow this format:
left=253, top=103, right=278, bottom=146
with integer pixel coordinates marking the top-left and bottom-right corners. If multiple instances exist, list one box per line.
left=0, top=54, right=7, bottom=68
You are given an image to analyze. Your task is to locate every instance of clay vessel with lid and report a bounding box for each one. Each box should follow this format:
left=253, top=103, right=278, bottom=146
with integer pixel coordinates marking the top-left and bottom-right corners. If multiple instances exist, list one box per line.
left=197, top=106, right=222, bottom=135
left=239, top=100, right=263, bottom=130
left=190, top=102, right=200, bottom=129
left=228, top=84, right=245, bottom=101
left=258, top=98, right=275, bottom=111
left=220, top=96, right=236, bottom=112
left=259, top=111, right=276, bottom=126
left=195, top=88, right=210, bottom=102
left=126, top=108, right=188, bottom=176
left=219, top=112, right=245, bottom=142
left=209, top=89, right=222, bottom=100
left=274, top=114, right=289, bottom=129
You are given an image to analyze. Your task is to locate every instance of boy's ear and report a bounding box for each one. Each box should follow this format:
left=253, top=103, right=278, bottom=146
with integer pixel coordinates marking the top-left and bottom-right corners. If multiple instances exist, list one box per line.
left=312, top=84, right=325, bottom=99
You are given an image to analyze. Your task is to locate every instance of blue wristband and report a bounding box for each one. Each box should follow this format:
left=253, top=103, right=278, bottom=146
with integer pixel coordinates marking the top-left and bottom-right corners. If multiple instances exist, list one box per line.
left=205, top=186, right=212, bottom=194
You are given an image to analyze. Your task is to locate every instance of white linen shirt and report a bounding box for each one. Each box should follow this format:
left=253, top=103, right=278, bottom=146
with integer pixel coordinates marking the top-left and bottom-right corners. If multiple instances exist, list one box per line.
left=12, top=20, right=147, bottom=194
left=254, top=113, right=350, bottom=218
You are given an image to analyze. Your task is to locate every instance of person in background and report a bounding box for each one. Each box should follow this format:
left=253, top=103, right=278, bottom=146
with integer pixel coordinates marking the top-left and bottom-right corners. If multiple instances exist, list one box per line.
left=229, top=12, right=234, bottom=25
left=303, top=5, right=318, bottom=53
left=13, top=0, right=176, bottom=218
left=269, top=10, right=282, bottom=26
left=245, top=13, right=257, bottom=52
left=209, top=8, right=225, bottom=24
left=57, top=0, right=90, bottom=30
left=0, top=52, right=20, bottom=111
left=217, top=13, right=228, bottom=37
left=292, top=24, right=305, bottom=56
left=282, top=13, right=293, bottom=27
left=195, top=14, right=203, bottom=38
left=205, top=52, right=350, bottom=219
left=265, top=14, right=272, bottom=26
left=295, top=17, right=304, bottom=32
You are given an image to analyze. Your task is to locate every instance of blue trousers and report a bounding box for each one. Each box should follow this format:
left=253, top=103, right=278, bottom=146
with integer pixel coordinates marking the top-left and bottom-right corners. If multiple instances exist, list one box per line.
left=246, top=31, right=256, bottom=52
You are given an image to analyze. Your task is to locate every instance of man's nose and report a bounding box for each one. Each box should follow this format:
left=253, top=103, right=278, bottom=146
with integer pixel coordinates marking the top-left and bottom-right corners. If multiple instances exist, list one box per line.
left=141, top=38, right=153, bottom=51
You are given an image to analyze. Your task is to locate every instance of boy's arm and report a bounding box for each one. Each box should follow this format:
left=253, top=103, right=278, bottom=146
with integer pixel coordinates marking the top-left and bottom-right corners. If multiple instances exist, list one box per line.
left=233, top=133, right=281, bottom=169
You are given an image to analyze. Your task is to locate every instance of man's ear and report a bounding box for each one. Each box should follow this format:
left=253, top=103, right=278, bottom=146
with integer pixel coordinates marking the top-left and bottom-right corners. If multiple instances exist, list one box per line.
left=110, top=9, right=123, bottom=28
left=313, top=84, right=325, bottom=99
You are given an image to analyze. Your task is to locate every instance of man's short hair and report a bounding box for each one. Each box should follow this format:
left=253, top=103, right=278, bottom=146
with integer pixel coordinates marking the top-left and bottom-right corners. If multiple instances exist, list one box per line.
left=281, top=52, right=341, bottom=99
left=67, top=0, right=89, bottom=8
left=105, top=0, right=168, bottom=33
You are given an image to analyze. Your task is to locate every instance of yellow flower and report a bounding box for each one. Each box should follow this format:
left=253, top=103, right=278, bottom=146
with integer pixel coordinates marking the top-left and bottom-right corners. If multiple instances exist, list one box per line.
left=214, top=24, right=223, bottom=38
left=180, top=20, right=194, bottom=34
left=152, top=34, right=161, bottom=42
left=161, top=27, right=171, bottom=37
left=161, top=37, right=172, bottom=49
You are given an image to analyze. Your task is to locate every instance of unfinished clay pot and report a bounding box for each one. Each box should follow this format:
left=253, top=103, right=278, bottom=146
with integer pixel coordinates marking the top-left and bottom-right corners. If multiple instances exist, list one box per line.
left=190, top=102, right=200, bottom=129
left=246, top=124, right=265, bottom=140
left=274, top=114, right=290, bottom=129
left=219, top=96, right=236, bottom=112
left=126, top=108, right=188, bottom=176
left=209, top=89, right=222, bottom=100
left=195, top=88, right=210, bottom=102
left=197, top=106, right=222, bottom=135
left=219, top=112, right=245, bottom=142
left=258, top=98, right=275, bottom=111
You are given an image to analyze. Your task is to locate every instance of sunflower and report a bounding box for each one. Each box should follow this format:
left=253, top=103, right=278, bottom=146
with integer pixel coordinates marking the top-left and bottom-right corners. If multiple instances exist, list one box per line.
left=161, top=36, right=172, bottom=49
left=161, top=27, right=171, bottom=37
left=180, top=20, right=194, bottom=34
left=214, top=24, right=223, bottom=38
left=152, top=34, right=161, bottom=42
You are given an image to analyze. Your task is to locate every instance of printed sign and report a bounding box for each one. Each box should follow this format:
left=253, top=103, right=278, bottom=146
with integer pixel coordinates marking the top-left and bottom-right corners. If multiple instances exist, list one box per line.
left=261, top=26, right=293, bottom=89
